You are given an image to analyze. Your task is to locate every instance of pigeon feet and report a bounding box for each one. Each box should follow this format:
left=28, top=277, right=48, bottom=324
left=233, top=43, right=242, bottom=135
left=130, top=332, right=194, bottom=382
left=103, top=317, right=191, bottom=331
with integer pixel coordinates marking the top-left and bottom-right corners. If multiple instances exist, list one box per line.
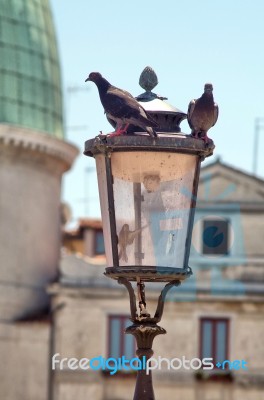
left=203, top=134, right=209, bottom=144
left=108, top=123, right=129, bottom=137
left=200, top=131, right=210, bottom=144
left=191, top=130, right=210, bottom=144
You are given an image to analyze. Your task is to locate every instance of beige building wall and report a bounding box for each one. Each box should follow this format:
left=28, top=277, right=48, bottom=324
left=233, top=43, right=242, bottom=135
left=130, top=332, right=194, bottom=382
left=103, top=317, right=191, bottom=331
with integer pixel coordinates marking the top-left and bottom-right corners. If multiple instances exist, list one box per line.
left=0, top=321, right=50, bottom=400
left=0, top=126, right=78, bottom=321
left=49, top=278, right=264, bottom=400
left=50, top=161, right=264, bottom=400
left=0, top=126, right=78, bottom=400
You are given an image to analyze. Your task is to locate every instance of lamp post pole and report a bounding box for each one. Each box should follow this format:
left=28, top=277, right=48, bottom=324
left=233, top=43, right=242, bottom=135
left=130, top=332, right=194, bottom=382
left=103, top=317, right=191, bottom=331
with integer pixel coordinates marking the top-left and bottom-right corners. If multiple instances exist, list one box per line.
left=128, top=323, right=164, bottom=400
left=117, top=278, right=181, bottom=400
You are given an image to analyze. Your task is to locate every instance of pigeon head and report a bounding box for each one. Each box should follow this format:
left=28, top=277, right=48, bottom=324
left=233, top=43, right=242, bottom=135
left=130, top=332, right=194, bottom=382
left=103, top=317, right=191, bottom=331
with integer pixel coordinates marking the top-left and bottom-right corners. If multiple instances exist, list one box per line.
left=204, top=83, right=213, bottom=93
left=85, top=72, right=103, bottom=83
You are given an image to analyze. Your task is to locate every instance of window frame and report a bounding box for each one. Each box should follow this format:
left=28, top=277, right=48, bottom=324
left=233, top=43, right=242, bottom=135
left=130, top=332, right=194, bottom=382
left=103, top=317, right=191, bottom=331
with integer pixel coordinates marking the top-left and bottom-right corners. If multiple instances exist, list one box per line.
left=107, top=315, right=135, bottom=360
left=202, top=218, right=230, bottom=256
left=93, top=228, right=105, bottom=256
left=199, top=317, right=230, bottom=369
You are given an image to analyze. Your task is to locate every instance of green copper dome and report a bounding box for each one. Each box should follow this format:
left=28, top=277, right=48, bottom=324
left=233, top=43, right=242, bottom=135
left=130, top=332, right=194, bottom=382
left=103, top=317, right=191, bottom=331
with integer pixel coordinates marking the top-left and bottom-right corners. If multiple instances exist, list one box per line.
left=0, top=0, right=63, bottom=139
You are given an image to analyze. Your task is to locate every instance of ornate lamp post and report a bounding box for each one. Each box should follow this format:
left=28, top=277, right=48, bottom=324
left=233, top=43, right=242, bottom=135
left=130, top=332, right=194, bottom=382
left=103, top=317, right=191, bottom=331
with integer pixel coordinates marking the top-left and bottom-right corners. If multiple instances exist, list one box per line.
left=84, top=67, right=214, bottom=400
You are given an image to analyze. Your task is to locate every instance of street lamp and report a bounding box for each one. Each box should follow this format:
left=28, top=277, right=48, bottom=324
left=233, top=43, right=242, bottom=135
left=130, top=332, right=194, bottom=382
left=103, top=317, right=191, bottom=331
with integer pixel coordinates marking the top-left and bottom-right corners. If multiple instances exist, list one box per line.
left=84, top=67, right=214, bottom=399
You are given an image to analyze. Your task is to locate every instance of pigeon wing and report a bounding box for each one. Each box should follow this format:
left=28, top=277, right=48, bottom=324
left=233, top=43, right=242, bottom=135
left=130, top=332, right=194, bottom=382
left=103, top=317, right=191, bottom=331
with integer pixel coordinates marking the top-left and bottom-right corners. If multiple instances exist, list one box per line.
left=109, top=86, right=134, bottom=99
left=103, top=91, right=139, bottom=118
left=105, top=91, right=157, bottom=128
left=212, top=103, right=219, bottom=126
left=138, top=106, right=158, bottom=128
left=187, top=99, right=196, bottom=129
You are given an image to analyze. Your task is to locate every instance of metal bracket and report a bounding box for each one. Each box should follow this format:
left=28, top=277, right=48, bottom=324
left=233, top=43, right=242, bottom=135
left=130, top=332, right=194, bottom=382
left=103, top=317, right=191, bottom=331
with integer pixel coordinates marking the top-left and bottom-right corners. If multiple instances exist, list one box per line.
left=118, top=277, right=138, bottom=319
left=118, top=276, right=182, bottom=323
left=154, top=280, right=181, bottom=322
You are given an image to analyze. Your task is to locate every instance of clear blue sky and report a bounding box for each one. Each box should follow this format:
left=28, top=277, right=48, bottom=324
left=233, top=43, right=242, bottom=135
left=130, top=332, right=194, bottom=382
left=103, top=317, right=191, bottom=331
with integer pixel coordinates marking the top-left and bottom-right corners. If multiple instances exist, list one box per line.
left=50, top=0, right=264, bottom=224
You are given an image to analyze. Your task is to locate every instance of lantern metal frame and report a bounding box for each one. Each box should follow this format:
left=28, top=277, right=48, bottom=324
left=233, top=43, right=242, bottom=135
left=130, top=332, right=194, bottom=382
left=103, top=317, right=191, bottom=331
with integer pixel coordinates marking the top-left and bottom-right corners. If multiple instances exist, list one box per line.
left=85, top=134, right=214, bottom=281
left=85, top=133, right=214, bottom=400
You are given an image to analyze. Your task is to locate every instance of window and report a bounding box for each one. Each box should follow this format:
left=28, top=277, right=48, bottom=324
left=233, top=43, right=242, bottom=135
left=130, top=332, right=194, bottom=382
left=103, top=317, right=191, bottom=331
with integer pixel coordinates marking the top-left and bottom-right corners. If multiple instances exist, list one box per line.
left=108, top=316, right=135, bottom=360
left=202, top=219, right=229, bottom=255
left=200, top=318, right=229, bottom=367
left=94, top=229, right=105, bottom=255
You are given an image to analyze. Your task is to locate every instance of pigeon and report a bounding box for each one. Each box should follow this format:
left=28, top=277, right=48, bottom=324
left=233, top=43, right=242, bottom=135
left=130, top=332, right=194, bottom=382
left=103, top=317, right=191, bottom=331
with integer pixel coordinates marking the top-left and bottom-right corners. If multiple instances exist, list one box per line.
left=187, top=83, right=219, bottom=143
left=85, top=72, right=158, bottom=137
left=118, top=223, right=146, bottom=263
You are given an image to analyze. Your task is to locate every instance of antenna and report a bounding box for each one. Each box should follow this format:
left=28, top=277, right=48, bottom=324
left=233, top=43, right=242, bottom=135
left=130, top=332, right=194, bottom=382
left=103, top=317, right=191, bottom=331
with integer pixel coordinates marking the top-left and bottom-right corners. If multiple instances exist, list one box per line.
left=84, top=166, right=95, bottom=216
left=65, top=85, right=90, bottom=138
left=75, top=167, right=98, bottom=217
left=253, top=118, right=264, bottom=175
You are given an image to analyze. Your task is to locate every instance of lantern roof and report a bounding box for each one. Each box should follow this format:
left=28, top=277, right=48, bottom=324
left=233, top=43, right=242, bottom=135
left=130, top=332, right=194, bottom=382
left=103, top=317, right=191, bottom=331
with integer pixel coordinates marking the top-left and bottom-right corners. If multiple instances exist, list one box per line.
left=135, top=66, right=187, bottom=133
left=106, top=66, right=187, bottom=134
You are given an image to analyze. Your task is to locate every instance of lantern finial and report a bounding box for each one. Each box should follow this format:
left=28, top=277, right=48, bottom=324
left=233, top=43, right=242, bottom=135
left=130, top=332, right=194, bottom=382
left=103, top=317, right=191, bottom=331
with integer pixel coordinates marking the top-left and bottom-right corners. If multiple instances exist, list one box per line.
left=139, top=66, right=158, bottom=92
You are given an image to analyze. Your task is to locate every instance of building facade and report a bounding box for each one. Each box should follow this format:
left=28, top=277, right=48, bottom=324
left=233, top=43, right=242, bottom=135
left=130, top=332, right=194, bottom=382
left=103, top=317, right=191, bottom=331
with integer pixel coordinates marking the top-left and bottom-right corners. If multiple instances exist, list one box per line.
left=52, top=159, right=264, bottom=400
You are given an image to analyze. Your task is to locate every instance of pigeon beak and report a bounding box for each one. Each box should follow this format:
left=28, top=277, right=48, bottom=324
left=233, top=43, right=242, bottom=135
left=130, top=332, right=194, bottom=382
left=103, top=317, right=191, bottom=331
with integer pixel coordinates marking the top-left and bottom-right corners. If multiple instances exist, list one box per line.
left=85, top=77, right=90, bottom=82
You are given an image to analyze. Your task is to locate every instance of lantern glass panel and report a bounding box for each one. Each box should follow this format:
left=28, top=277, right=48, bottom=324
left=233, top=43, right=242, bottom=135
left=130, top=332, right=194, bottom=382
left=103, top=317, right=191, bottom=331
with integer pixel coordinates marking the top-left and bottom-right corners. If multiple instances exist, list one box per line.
left=96, top=154, right=114, bottom=266
left=111, top=151, right=197, bottom=269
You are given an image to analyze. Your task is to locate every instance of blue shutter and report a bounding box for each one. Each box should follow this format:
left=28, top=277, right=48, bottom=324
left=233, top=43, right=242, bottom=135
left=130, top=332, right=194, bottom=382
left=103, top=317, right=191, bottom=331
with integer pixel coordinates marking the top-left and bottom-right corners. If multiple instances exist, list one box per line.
left=109, top=317, right=121, bottom=358
left=109, top=316, right=135, bottom=363
left=202, top=321, right=213, bottom=358
left=216, top=321, right=227, bottom=363
left=123, top=317, right=135, bottom=360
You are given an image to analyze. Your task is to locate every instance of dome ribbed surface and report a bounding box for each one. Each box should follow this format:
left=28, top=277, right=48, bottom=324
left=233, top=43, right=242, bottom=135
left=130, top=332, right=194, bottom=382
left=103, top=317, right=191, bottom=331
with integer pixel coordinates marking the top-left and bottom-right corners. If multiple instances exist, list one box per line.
left=0, top=0, right=63, bottom=138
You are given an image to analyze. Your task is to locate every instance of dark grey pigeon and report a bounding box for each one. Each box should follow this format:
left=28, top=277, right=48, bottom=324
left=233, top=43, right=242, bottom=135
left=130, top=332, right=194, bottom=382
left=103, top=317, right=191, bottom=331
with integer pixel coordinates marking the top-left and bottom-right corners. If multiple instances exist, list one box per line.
left=85, top=72, right=158, bottom=137
left=187, top=83, right=219, bottom=143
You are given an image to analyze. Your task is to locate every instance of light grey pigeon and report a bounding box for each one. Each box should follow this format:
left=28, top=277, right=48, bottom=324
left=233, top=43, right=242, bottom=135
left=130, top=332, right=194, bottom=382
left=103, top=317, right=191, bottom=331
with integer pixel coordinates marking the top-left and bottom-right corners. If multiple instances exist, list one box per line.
left=187, top=83, right=218, bottom=143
